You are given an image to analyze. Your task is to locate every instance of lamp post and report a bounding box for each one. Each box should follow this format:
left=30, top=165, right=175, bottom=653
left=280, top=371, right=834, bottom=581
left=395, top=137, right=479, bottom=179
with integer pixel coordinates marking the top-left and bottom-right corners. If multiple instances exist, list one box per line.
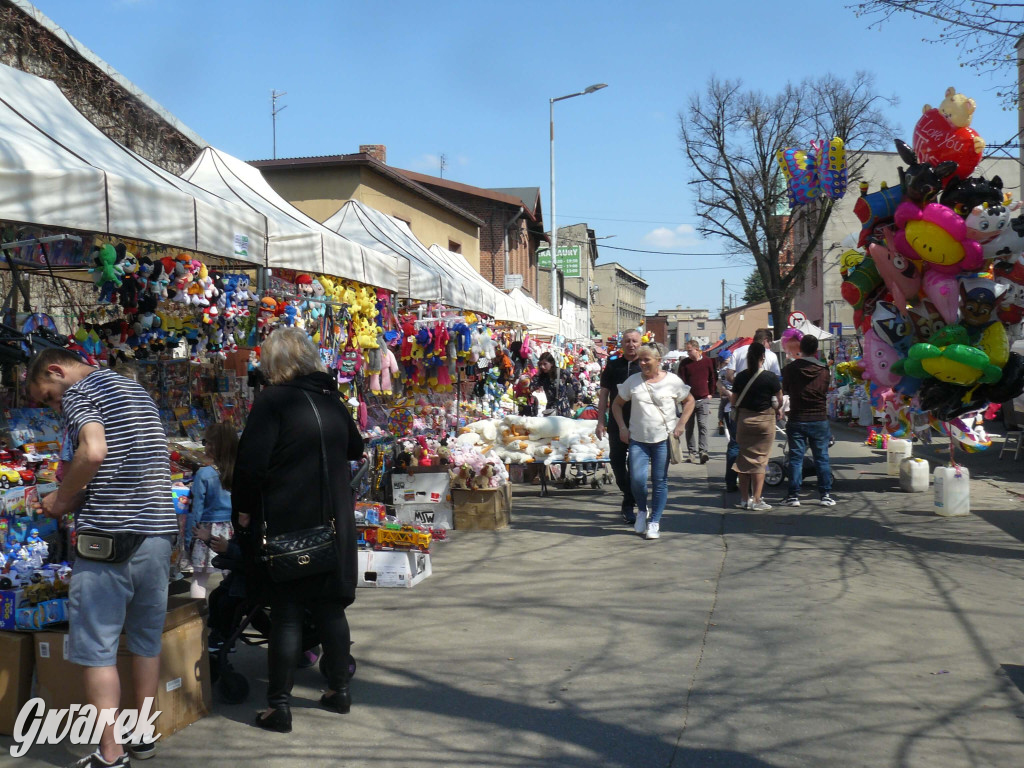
left=549, top=83, right=607, bottom=320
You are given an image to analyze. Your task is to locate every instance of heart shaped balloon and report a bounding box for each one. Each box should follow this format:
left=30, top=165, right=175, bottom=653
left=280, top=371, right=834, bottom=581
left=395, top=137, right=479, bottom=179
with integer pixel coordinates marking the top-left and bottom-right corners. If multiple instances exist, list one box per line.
left=913, top=109, right=983, bottom=180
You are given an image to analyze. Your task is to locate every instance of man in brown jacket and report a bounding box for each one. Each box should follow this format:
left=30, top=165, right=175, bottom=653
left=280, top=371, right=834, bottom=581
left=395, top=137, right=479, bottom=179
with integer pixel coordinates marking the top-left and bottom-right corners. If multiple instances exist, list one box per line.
left=781, top=334, right=835, bottom=507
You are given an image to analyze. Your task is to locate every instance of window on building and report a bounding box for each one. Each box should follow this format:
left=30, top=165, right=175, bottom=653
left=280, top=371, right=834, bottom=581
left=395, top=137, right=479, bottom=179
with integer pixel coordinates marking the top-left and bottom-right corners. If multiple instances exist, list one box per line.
left=448, top=240, right=462, bottom=254
left=697, top=321, right=705, bottom=330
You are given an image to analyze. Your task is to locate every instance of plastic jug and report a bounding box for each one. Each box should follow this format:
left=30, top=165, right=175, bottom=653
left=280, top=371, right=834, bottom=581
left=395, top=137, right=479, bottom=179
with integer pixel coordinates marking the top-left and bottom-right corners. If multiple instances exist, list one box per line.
left=934, top=465, right=970, bottom=516
left=886, top=438, right=912, bottom=476
left=899, top=457, right=929, bottom=493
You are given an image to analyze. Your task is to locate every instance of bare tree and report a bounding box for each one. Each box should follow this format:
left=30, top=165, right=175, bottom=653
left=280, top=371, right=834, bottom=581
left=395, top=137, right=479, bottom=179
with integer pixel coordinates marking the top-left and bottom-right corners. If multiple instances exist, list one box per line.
left=680, top=73, right=897, bottom=338
left=851, top=1, right=1024, bottom=108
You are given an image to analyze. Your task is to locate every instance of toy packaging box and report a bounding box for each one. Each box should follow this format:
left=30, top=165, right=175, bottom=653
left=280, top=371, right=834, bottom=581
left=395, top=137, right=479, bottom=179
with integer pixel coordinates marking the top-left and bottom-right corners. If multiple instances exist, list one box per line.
left=390, top=468, right=453, bottom=529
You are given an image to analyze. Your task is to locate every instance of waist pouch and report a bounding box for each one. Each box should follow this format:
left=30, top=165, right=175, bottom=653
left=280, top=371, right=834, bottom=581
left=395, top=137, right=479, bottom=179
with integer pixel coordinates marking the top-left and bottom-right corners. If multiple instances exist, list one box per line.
left=75, top=530, right=148, bottom=563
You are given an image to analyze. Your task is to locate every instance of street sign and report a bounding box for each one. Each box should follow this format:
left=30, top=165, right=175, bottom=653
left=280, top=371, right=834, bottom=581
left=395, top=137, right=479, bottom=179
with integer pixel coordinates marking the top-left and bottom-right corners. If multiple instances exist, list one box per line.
left=504, top=274, right=524, bottom=290
left=537, top=245, right=582, bottom=277
left=788, top=310, right=806, bottom=327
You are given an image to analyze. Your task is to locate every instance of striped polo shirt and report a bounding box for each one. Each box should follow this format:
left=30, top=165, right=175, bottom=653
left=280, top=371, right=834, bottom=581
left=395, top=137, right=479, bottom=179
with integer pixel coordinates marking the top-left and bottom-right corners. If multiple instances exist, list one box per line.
left=61, top=368, right=177, bottom=535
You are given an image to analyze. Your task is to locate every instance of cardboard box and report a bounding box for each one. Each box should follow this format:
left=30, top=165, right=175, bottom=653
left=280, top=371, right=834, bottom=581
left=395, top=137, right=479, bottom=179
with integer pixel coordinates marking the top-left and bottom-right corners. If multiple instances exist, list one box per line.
left=33, top=597, right=211, bottom=739
left=357, top=549, right=431, bottom=588
left=0, top=631, right=34, bottom=735
left=452, top=484, right=512, bottom=530
left=394, top=502, right=453, bottom=529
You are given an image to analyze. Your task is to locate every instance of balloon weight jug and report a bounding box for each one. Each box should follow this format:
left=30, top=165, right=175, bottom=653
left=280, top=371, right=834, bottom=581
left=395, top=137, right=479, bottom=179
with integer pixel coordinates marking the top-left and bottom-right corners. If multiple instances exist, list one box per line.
left=934, top=465, right=970, bottom=517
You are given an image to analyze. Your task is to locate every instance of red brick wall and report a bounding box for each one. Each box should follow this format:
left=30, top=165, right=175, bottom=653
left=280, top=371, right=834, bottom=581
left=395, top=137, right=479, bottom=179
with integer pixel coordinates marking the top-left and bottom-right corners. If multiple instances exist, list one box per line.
left=645, top=316, right=667, bottom=345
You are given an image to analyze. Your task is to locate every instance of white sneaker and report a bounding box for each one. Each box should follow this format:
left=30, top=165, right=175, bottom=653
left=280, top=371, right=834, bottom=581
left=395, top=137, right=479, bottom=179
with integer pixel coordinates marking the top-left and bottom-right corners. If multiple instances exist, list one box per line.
left=735, top=499, right=750, bottom=510
left=750, top=499, right=773, bottom=511
left=645, top=522, right=660, bottom=539
left=634, top=514, right=648, bottom=534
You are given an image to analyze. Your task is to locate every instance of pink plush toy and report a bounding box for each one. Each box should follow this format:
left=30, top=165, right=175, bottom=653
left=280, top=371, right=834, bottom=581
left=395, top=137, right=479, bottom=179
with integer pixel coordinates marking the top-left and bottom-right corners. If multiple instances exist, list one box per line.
left=894, top=201, right=983, bottom=275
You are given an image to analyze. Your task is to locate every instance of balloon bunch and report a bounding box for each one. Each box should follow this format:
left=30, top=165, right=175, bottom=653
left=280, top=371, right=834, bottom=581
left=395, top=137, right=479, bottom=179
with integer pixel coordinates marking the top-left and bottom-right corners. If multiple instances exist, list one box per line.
left=839, top=87, right=1024, bottom=447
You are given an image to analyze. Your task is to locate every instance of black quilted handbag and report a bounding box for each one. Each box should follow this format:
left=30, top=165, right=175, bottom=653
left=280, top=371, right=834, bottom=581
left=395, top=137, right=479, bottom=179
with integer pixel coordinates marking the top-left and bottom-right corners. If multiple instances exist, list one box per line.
left=259, top=391, right=339, bottom=582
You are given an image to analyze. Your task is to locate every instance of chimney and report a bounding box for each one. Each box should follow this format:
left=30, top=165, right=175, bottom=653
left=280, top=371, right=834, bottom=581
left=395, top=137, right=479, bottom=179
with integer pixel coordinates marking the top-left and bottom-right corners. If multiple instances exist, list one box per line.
left=359, top=144, right=387, bottom=164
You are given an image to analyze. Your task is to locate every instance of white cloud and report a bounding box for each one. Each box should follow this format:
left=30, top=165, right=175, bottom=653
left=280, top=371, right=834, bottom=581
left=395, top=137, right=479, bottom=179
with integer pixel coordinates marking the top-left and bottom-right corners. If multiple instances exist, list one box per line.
left=643, top=224, right=699, bottom=248
left=408, top=153, right=442, bottom=172
left=406, top=153, right=469, bottom=174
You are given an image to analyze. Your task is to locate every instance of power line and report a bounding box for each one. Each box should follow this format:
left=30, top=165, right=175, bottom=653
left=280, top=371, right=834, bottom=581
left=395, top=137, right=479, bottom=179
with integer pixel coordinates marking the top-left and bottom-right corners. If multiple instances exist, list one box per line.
left=559, top=213, right=695, bottom=226
left=598, top=243, right=737, bottom=256
left=635, top=265, right=749, bottom=272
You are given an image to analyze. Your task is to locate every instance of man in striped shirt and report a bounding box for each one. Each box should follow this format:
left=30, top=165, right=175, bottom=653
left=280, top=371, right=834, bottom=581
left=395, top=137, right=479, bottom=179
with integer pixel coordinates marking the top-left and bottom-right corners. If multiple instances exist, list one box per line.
left=29, top=348, right=176, bottom=768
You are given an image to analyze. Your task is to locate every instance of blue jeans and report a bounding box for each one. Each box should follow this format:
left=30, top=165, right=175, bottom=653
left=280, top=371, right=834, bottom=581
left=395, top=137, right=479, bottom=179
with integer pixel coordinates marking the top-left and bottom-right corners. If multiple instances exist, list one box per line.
left=787, top=420, right=832, bottom=497
left=725, top=414, right=739, bottom=488
left=629, top=440, right=669, bottom=525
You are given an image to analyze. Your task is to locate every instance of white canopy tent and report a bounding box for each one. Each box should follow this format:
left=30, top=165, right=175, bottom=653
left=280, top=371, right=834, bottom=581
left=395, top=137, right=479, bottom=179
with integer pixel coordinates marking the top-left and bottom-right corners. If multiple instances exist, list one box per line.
left=182, top=147, right=403, bottom=290
left=322, top=200, right=455, bottom=303
left=426, top=243, right=528, bottom=324
left=0, top=63, right=266, bottom=263
left=509, top=287, right=563, bottom=337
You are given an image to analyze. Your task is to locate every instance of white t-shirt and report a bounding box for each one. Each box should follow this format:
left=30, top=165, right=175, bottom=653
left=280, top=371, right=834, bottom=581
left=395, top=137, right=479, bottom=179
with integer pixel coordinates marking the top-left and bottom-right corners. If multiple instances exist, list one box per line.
left=725, top=345, right=780, bottom=413
left=617, top=372, right=690, bottom=443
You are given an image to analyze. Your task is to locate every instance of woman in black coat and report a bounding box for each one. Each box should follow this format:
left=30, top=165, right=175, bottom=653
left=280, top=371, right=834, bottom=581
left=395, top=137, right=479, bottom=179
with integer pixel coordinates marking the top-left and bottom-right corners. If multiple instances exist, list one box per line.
left=233, top=328, right=365, bottom=732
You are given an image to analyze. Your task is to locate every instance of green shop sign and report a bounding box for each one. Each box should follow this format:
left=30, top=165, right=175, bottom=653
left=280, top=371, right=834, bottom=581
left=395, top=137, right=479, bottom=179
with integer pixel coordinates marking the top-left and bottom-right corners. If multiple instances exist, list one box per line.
left=537, top=245, right=582, bottom=277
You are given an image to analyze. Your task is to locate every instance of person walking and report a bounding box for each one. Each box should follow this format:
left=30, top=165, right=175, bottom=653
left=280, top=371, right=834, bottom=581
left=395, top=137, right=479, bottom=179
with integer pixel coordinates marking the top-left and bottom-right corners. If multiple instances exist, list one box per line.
left=677, top=339, right=717, bottom=464
left=233, top=328, right=365, bottom=733
left=597, top=330, right=642, bottom=524
left=185, top=422, right=237, bottom=599
left=723, top=329, right=781, bottom=492
left=611, top=342, right=695, bottom=540
left=730, top=342, right=783, bottom=511
left=531, top=351, right=577, bottom=416
left=781, top=334, right=836, bottom=507
left=29, top=348, right=177, bottom=768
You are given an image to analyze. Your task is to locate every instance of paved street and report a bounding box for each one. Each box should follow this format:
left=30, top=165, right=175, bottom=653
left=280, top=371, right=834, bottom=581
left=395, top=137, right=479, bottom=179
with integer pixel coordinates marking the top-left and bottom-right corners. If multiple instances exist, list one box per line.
left=6, top=421, right=1024, bottom=768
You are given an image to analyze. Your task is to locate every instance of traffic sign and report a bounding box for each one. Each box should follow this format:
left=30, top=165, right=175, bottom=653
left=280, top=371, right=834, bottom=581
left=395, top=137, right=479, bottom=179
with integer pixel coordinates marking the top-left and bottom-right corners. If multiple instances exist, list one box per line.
left=788, top=311, right=806, bottom=327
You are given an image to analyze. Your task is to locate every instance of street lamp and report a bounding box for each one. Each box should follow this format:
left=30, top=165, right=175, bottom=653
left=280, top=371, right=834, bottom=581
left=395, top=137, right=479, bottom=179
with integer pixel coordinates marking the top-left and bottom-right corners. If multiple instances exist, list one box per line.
left=549, top=83, right=607, bottom=321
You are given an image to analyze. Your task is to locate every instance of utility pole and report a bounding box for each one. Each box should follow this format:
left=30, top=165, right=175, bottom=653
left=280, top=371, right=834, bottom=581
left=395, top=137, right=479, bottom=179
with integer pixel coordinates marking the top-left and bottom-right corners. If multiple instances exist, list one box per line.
left=271, top=90, right=287, bottom=159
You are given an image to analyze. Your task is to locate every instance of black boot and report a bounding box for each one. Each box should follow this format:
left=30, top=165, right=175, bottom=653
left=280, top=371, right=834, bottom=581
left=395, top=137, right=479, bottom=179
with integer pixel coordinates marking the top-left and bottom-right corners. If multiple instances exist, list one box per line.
left=320, top=687, right=351, bottom=714
left=254, top=706, right=292, bottom=733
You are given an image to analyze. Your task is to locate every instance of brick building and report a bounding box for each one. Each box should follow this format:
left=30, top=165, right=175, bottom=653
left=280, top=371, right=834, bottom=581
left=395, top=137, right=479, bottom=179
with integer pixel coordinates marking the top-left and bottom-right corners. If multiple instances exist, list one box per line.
left=396, top=169, right=546, bottom=298
left=250, top=148, right=484, bottom=271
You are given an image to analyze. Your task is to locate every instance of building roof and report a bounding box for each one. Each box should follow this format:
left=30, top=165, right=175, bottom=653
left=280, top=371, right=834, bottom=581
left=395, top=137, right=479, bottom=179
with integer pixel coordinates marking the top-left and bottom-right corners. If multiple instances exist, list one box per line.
left=393, top=169, right=542, bottom=224
left=7, top=0, right=207, bottom=150
left=248, top=153, right=485, bottom=227
left=491, top=187, right=541, bottom=214
left=594, top=261, right=648, bottom=286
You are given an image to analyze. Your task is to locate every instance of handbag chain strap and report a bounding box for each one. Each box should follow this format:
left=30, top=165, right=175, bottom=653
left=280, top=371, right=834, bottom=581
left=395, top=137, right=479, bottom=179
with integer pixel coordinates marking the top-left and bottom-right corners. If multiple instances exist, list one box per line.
left=302, top=391, right=335, bottom=529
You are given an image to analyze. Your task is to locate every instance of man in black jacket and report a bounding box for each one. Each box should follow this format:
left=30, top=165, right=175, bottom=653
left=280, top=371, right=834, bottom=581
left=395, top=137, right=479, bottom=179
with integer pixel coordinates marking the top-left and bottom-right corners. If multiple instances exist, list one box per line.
left=781, top=334, right=835, bottom=507
left=597, top=330, right=642, bottom=524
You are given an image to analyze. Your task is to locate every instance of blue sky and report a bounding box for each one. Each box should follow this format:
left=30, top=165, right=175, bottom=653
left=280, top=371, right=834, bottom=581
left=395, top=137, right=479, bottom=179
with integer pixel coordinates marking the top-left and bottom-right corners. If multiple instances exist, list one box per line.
left=31, top=0, right=1023, bottom=317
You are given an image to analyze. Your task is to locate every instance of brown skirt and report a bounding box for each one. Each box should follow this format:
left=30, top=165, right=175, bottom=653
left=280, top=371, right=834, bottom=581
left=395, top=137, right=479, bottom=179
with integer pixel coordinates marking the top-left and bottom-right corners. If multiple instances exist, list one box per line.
left=735, top=408, right=776, bottom=474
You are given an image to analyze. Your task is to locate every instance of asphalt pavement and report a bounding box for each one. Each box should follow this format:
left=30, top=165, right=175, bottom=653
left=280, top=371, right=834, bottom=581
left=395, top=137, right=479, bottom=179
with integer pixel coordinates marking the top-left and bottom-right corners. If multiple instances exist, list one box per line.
left=5, top=413, right=1024, bottom=768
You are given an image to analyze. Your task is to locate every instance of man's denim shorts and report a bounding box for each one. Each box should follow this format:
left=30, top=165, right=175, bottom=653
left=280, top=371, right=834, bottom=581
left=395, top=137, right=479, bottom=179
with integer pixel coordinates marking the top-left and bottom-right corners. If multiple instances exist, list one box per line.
left=68, top=535, right=173, bottom=666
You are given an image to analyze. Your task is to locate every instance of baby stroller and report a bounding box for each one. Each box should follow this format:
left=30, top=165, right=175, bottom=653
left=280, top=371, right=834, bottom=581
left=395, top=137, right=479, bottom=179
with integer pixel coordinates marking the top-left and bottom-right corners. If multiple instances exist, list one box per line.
left=208, top=460, right=369, bottom=704
left=764, top=424, right=836, bottom=489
